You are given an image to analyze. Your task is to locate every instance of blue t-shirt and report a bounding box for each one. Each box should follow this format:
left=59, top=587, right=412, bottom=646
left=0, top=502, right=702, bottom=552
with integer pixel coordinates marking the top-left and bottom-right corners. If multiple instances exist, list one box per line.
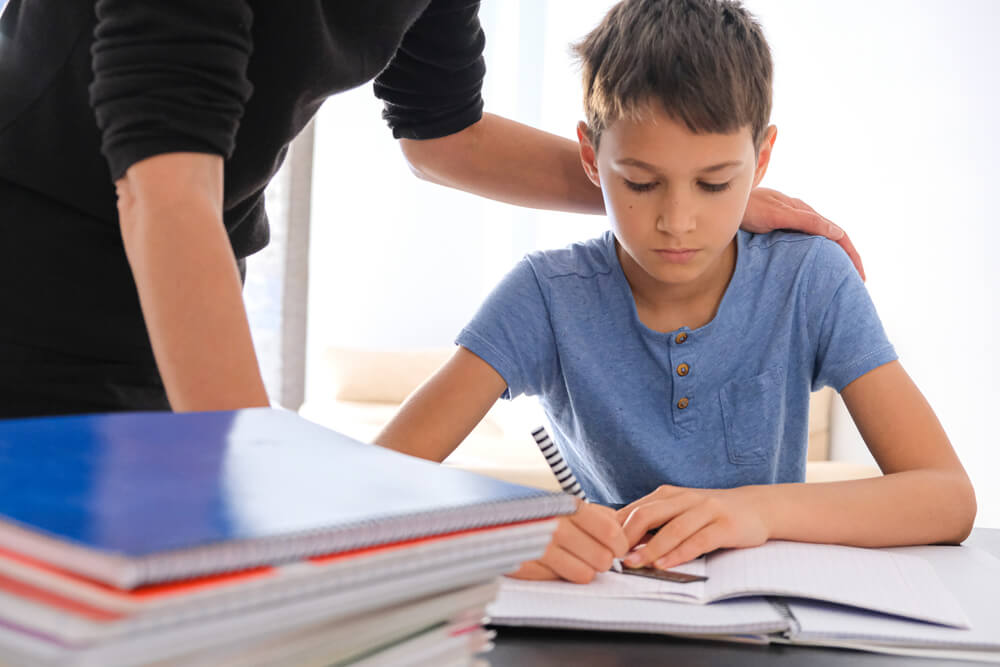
left=456, top=230, right=897, bottom=504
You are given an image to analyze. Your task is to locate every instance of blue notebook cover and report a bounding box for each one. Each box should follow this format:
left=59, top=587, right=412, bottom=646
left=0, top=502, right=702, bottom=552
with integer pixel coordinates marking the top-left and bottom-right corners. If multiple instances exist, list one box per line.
left=0, top=408, right=574, bottom=588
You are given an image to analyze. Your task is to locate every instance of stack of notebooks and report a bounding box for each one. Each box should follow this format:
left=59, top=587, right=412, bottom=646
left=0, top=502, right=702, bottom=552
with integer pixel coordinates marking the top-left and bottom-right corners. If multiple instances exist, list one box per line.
left=490, top=538, right=1000, bottom=662
left=0, top=408, right=576, bottom=666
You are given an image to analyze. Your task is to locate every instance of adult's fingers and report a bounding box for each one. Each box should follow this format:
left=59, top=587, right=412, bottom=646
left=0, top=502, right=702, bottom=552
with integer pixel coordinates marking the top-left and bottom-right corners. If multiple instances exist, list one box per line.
left=780, top=206, right=845, bottom=241
left=835, top=229, right=866, bottom=281
left=791, top=199, right=847, bottom=239
left=780, top=199, right=865, bottom=279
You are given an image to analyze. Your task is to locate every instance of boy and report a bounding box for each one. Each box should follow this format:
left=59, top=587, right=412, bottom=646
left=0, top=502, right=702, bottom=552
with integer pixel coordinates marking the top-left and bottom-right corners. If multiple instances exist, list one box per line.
left=375, top=0, right=976, bottom=584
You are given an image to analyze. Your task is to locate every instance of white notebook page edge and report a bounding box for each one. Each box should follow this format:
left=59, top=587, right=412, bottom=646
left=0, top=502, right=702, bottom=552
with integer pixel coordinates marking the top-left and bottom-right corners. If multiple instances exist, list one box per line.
left=788, top=544, right=1000, bottom=649
left=704, top=541, right=969, bottom=628
left=488, top=590, right=787, bottom=635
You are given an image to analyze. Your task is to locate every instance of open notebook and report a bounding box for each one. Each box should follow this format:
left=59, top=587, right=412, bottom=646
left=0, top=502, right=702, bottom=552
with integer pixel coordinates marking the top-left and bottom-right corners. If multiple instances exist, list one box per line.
left=490, top=541, right=1000, bottom=661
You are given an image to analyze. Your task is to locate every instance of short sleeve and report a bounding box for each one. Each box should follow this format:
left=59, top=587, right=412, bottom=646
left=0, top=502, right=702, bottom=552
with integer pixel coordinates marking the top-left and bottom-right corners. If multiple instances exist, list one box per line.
left=89, top=0, right=254, bottom=180
left=807, top=240, right=898, bottom=391
left=456, top=258, right=558, bottom=400
left=373, top=0, right=485, bottom=140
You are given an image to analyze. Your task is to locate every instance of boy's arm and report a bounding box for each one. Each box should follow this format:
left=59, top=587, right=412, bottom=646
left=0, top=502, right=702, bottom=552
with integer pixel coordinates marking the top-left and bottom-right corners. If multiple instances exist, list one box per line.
left=761, top=361, right=975, bottom=545
left=399, top=113, right=865, bottom=276
left=617, top=361, right=976, bottom=570
left=374, top=346, right=508, bottom=462
left=374, top=346, right=629, bottom=582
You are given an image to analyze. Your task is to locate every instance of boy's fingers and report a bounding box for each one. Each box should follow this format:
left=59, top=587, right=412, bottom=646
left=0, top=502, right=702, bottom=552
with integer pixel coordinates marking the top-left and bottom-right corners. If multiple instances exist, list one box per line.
left=615, top=494, right=651, bottom=522
left=616, top=501, right=641, bottom=524
left=541, top=543, right=605, bottom=584
left=556, top=515, right=621, bottom=571
left=616, top=484, right=681, bottom=523
left=653, top=522, right=727, bottom=570
left=507, top=559, right=560, bottom=581
left=630, top=503, right=715, bottom=567
left=620, top=496, right=698, bottom=551
left=573, top=503, right=630, bottom=557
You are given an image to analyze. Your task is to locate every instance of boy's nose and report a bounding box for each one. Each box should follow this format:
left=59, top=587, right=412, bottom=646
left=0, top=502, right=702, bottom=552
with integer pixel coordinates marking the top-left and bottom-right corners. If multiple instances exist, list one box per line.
left=655, top=199, right=696, bottom=235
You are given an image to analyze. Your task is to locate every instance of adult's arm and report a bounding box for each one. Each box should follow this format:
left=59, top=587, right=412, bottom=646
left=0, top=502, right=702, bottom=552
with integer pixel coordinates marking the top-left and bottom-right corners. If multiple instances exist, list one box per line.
left=115, top=153, right=269, bottom=411
left=90, top=0, right=268, bottom=410
left=400, top=112, right=605, bottom=215
left=378, top=2, right=864, bottom=272
left=374, top=1, right=602, bottom=216
left=401, top=116, right=865, bottom=277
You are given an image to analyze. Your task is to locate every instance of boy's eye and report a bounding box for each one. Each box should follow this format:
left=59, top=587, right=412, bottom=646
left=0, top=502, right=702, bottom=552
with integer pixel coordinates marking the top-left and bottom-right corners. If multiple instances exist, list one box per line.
left=624, top=179, right=658, bottom=193
left=699, top=181, right=731, bottom=193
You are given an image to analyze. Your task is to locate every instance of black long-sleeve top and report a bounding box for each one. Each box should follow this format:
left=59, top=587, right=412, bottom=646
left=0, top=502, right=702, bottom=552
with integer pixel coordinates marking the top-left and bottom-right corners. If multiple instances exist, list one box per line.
left=0, top=0, right=485, bottom=374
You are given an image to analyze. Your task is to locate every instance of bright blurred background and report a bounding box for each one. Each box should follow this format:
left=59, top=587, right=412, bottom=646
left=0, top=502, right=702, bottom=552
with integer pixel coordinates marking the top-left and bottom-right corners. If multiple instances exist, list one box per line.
left=247, top=1, right=999, bottom=526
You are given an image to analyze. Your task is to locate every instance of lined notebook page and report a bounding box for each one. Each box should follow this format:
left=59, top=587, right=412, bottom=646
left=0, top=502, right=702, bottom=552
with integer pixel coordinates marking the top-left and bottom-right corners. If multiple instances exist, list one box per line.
left=789, top=545, right=1000, bottom=649
left=489, top=587, right=787, bottom=636
left=705, top=541, right=969, bottom=628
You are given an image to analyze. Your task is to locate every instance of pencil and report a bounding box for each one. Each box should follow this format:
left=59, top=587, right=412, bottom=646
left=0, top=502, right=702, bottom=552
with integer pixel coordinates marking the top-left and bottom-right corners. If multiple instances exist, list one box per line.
left=530, top=427, right=692, bottom=579
left=531, top=425, right=587, bottom=500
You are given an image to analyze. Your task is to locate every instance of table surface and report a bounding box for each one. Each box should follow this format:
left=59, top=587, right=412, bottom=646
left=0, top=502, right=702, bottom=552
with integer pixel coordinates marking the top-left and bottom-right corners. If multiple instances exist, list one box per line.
left=487, top=527, right=1000, bottom=667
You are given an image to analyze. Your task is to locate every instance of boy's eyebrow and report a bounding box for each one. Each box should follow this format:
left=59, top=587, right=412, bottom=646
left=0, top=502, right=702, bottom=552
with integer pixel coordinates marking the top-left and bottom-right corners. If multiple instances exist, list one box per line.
left=616, top=158, right=744, bottom=173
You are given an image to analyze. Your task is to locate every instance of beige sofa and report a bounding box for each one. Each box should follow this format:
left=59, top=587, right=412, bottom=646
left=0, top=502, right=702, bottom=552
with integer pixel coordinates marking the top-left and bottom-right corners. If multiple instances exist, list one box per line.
left=300, top=347, right=880, bottom=491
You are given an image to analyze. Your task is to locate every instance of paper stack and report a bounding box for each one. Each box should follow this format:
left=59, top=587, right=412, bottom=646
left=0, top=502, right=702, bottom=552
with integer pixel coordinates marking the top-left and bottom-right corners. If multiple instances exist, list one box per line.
left=0, top=408, right=576, bottom=666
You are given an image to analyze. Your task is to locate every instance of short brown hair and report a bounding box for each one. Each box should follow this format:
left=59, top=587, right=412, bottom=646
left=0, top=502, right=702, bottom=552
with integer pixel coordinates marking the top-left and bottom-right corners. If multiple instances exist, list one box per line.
left=574, top=0, right=772, bottom=149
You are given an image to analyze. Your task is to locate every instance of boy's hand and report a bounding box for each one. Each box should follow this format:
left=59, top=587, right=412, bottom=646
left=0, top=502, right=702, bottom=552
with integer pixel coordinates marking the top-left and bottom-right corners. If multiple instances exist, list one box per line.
left=616, top=485, right=770, bottom=570
left=507, top=500, right=629, bottom=584
left=741, top=187, right=865, bottom=281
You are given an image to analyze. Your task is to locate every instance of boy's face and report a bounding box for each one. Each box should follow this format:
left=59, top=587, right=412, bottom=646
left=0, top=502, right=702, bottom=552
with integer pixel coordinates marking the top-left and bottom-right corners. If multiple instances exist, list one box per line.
left=578, top=105, right=775, bottom=296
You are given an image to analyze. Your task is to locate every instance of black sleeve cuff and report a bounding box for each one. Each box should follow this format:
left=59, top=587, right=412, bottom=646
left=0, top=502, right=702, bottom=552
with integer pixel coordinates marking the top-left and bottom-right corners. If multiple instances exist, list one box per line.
left=89, top=0, right=254, bottom=180
left=374, top=0, right=486, bottom=140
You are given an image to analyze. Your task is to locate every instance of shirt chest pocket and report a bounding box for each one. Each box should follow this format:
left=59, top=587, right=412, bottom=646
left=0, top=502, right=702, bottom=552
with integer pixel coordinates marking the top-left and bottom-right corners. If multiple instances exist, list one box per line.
left=719, top=366, right=786, bottom=465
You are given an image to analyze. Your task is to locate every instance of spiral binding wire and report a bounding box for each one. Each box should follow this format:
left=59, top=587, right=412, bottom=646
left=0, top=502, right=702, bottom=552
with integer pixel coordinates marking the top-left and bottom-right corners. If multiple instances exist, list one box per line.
left=768, top=599, right=800, bottom=638
left=531, top=426, right=586, bottom=501
left=121, top=493, right=576, bottom=588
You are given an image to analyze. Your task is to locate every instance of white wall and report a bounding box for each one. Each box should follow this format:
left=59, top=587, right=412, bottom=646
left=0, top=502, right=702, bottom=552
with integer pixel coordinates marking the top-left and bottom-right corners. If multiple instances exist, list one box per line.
left=307, top=0, right=999, bottom=526
left=747, top=0, right=999, bottom=528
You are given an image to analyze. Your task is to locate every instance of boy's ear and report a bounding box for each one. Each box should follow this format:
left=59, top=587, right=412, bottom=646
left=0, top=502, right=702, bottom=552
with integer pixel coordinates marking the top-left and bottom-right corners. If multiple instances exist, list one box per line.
left=752, top=125, right=778, bottom=188
left=576, top=121, right=602, bottom=187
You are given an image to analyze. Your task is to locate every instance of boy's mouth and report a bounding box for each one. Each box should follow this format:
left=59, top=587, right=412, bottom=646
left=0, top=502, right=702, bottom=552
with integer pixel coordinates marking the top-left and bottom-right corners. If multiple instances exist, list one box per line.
left=653, top=248, right=698, bottom=264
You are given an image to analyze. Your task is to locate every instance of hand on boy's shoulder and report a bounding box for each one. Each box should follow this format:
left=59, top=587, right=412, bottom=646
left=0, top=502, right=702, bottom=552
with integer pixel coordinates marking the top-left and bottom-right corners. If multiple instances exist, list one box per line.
left=506, top=499, right=629, bottom=584
left=743, top=187, right=865, bottom=281
left=616, top=485, right=770, bottom=571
